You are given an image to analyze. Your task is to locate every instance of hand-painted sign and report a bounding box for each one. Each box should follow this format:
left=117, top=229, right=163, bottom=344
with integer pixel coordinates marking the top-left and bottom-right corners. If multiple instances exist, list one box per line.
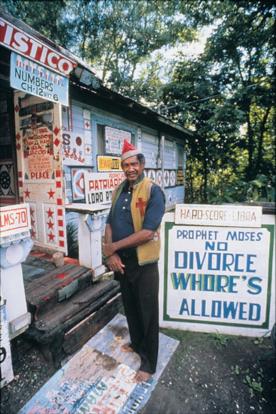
left=85, top=171, right=125, bottom=206
left=105, top=126, right=131, bottom=155
left=23, top=124, right=54, bottom=180
left=0, top=17, right=76, bottom=76
left=160, top=209, right=275, bottom=336
left=0, top=203, right=31, bottom=238
left=97, top=155, right=122, bottom=172
left=62, top=132, right=85, bottom=165
left=10, top=53, right=69, bottom=106
left=175, top=204, right=262, bottom=228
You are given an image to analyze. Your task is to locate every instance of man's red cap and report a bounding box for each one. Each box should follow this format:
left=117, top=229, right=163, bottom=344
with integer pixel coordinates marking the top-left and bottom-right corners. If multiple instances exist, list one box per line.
left=121, top=139, right=140, bottom=161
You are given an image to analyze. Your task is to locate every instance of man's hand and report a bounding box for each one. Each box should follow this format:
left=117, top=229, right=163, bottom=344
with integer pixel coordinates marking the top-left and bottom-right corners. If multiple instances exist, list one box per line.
left=106, top=253, right=125, bottom=274
left=103, top=242, right=116, bottom=258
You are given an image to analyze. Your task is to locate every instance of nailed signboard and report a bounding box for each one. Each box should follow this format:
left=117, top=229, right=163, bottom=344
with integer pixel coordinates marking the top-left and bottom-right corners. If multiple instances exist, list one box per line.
left=85, top=171, right=125, bottom=206
left=160, top=207, right=275, bottom=336
left=175, top=204, right=262, bottom=228
left=0, top=17, right=76, bottom=76
left=97, top=155, right=122, bottom=172
left=105, top=126, right=131, bottom=155
left=10, top=53, right=69, bottom=106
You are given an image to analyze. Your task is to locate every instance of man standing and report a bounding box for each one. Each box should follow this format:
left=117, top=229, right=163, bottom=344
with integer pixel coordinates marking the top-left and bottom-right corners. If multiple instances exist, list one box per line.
left=103, top=139, right=165, bottom=382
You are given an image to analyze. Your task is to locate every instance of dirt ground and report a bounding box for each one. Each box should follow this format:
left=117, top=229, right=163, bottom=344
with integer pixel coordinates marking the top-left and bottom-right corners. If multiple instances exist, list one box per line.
left=1, top=328, right=275, bottom=414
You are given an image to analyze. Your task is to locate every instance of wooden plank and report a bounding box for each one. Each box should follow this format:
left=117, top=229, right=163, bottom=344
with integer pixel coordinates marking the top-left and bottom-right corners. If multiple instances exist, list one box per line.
left=28, top=281, right=120, bottom=339
left=25, top=264, right=93, bottom=314
left=63, top=293, right=122, bottom=354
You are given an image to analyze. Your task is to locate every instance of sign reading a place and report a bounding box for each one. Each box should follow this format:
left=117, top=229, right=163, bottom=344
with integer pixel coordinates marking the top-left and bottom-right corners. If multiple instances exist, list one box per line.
left=10, top=53, right=69, bottom=106
left=0, top=17, right=76, bottom=76
left=85, top=171, right=125, bottom=206
left=159, top=206, right=275, bottom=337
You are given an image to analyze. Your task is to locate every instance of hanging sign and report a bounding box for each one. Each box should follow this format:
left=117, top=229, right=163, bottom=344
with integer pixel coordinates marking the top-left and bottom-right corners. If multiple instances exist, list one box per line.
left=160, top=207, right=275, bottom=336
left=0, top=17, right=75, bottom=76
left=85, top=171, right=125, bottom=206
left=10, top=53, right=69, bottom=106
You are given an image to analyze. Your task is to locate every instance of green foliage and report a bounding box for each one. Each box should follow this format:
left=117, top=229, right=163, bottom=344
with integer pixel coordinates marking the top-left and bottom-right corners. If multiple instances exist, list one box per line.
left=2, top=0, right=274, bottom=204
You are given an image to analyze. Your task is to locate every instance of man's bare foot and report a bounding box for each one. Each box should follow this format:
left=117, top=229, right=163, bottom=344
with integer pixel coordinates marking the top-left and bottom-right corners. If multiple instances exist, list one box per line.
left=134, top=370, right=151, bottom=383
left=121, top=343, right=135, bottom=353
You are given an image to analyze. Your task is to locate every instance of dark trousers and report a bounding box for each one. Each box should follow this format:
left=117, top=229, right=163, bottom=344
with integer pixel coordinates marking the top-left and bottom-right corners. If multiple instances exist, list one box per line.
left=116, top=256, right=159, bottom=374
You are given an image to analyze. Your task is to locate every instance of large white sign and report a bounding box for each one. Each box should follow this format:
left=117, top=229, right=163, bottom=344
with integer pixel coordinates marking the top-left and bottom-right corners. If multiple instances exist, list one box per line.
left=175, top=204, right=262, bottom=228
left=159, top=210, right=275, bottom=336
left=85, top=171, right=125, bottom=206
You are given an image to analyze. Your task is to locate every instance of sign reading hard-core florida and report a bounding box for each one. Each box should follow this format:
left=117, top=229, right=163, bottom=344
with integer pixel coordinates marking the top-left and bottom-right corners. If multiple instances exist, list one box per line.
left=160, top=207, right=275, bottom=336
left=85, top=172, right=125, bottom=206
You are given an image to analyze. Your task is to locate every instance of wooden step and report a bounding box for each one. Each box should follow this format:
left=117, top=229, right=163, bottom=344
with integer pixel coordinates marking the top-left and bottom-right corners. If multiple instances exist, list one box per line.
left=28, top=279, right=120, bottom=341
left=25, top=263, right=93, bottom=318
left=25, top=279, right=121, bottom=367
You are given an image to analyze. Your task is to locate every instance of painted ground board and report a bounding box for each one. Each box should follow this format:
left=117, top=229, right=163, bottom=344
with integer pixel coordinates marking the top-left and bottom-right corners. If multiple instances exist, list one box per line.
left=20, top=314, right=179, bottom=413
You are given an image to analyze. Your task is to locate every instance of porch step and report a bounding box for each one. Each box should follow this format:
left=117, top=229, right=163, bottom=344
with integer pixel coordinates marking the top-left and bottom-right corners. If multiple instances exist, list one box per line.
left=24, top=263, right=93, bottom=318
left=26, top=279, right=121, bottom=366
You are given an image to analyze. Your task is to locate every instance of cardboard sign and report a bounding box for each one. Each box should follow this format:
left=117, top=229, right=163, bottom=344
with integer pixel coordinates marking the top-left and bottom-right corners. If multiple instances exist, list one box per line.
left=160, top=210, right=275, bottom=336
left=0, top=17, right=75, bottom=76
left=0, top=204, right=31, bottom=238
left=85, top=172, right=125, bottom=206
left=10, top=53, right=69, bottom=106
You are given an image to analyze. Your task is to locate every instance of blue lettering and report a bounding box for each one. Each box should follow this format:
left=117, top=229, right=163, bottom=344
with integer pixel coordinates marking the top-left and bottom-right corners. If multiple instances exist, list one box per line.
left=248, top=303, right=261, bottom=321
left=246, top=254, right=257, bottom=272
left=247, top=277, right=262, bottom=294
left=238, top=302, right=247, bottom=320
left=179, top=298, right=189, bottom=315
left=208, top=252, right=221, bottom=270
left=211, top=300, right=222, bottom=317
left=171, top=272, right=191, bottom=289
left=223, top=301, right=239, bottom=318
left=191, top=299, right=201, bottom=316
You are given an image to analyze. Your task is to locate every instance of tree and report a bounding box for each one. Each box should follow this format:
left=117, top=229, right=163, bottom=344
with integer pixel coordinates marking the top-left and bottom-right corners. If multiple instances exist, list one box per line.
left=1, top=0, right=71, bottom=47
left=162, top=0, right=275, bottom=203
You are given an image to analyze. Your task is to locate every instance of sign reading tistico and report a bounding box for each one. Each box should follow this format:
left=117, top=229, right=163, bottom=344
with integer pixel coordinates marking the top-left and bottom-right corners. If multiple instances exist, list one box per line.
left=0, top=17, right=76, bottom=76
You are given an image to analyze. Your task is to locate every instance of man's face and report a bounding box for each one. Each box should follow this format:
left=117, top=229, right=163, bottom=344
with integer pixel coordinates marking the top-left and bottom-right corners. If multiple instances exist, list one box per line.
left=121, top=155, right=144, bottom=184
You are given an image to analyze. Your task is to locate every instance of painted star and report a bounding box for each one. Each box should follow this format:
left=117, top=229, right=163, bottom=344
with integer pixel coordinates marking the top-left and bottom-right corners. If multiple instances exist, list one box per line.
left=47, top=189, right=55, bottom=199
left=24, top=189, right=31, bottom=198
left=46, top=208, right=54, bottom=218
left=48, top=232, right=55, bottom=242
left=47, top=221, right=54, bottom=229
